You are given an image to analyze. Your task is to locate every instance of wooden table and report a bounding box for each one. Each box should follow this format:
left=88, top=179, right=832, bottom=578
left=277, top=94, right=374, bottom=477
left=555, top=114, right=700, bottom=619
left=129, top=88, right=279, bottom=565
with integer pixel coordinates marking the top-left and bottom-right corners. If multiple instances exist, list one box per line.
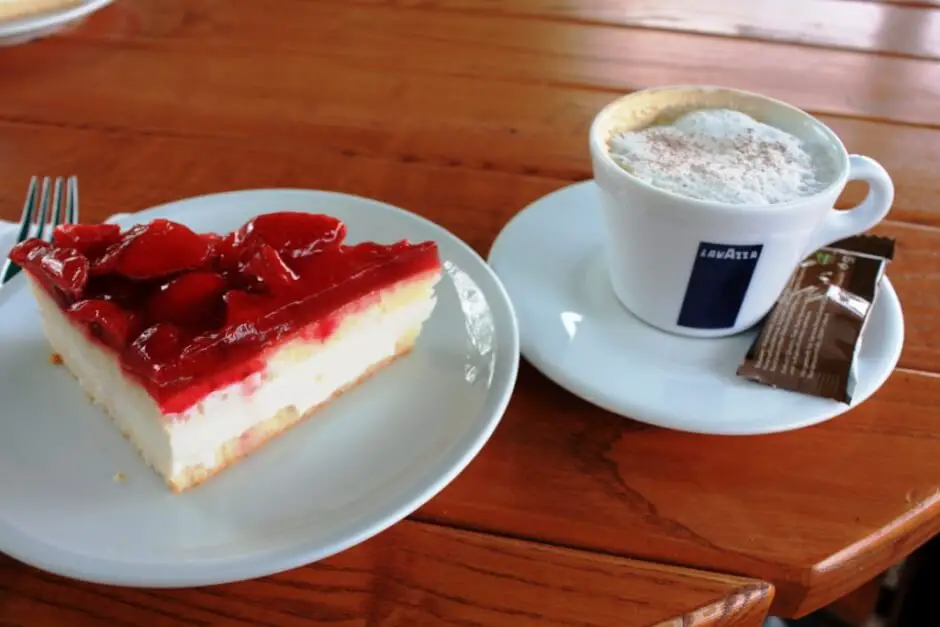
left=0, top=522, right=772, bottom=627
left=1, top=0, right=939, bottom=624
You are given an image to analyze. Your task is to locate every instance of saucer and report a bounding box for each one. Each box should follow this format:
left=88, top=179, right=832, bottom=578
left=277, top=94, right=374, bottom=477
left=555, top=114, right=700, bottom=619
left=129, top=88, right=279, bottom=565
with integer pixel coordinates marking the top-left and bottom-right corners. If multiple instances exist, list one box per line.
left=488, top=180, right=904, bottom=435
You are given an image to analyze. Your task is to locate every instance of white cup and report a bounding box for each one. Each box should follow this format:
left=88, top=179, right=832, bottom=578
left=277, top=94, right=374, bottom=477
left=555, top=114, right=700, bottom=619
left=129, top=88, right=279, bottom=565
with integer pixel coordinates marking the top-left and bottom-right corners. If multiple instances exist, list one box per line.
left=589, top=85, right=894, bottom=338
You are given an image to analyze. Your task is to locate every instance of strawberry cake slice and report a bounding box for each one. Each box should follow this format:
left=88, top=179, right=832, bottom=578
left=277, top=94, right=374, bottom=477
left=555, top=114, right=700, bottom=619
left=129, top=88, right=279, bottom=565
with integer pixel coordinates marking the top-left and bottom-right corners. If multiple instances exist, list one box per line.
left=8, top=212, right=442, bottom=492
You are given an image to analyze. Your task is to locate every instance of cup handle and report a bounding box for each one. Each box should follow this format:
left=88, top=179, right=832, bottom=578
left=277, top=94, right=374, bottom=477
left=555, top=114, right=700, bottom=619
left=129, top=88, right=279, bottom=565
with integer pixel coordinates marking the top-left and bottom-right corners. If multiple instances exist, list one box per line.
left=802, top=154, right=894, bottom=256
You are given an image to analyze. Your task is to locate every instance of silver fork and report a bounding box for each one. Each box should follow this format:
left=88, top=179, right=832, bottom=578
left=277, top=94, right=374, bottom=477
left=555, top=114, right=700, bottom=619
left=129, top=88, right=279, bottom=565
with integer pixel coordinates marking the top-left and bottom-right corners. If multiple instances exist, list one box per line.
left=0, top=176, right=80, bottom=286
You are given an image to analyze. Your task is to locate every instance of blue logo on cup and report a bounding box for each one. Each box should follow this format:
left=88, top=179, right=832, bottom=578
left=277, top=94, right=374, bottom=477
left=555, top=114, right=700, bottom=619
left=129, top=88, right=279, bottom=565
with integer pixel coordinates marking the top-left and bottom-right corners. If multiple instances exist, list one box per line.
left=677, top=242, right=763, bottom=330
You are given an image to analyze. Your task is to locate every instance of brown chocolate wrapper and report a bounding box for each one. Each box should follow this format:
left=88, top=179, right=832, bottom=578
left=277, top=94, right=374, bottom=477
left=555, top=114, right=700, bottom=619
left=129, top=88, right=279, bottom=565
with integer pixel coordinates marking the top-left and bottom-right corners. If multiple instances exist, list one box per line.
left=736, top=234, right=896, bottom=404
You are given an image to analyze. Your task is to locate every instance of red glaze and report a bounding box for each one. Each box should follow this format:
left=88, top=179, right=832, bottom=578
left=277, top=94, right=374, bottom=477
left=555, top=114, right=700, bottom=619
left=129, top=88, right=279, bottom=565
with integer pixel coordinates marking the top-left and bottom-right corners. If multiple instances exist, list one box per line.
left=8, top=214, right=441, bottom=415
left=146, top=271, right=228, bottom=329
left=235, top=212, right=346, bottom=259
left=10, top=239, right=89, bottom=298
left=67, top=299, right=140, bottom=352
left=53, top=223, right=121, bottom=258
left=109, top=219, right=214, bottom=280
left=237, top=242, right=300, bottom=295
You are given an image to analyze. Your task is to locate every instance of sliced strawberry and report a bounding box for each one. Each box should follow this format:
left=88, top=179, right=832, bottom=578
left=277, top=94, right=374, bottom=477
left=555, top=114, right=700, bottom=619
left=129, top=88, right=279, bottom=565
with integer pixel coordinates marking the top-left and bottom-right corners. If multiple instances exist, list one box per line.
left=67, top=299, right=139, bottom=351
left=53, top=224, right=121, bottom=259
left=236, top=212, right=345, bottom=259
left=238, top=242, right=299, bottom=295
left=89, top=245, right=120, bottom=276
left=108, top=219, right=212, bottom=280
left=202, top=232, right=222, bottom=250
left=200, top=232, right=224, bottom=267
left=10, top=239, right=87, bottom=299
left=124, top=323, right=185, bottom=383
left=146, top=271, right=227, bottom=329
left=212, top=231, right=242, bottom=274
left=223, top=289, right=274, bottom=327
left=8, top=238, right=48, bottom=266
left=10, top=239, right=90, bottom=297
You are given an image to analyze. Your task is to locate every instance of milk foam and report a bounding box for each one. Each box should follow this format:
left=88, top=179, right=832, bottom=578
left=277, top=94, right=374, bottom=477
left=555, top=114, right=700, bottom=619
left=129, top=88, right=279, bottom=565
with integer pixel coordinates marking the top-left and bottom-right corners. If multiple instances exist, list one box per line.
left=607, top=108, right=838, bottom=205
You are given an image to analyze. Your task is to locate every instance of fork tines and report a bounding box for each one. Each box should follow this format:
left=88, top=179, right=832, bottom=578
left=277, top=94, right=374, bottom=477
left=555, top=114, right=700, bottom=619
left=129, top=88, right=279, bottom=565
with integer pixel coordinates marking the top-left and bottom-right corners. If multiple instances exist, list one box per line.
left=0, top=175, right=80, bottom=286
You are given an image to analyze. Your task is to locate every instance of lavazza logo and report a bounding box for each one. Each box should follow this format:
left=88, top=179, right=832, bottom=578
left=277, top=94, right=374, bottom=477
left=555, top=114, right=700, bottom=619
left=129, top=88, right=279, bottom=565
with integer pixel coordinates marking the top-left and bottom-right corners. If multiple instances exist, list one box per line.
left=698, top=244, right=760, bottom=261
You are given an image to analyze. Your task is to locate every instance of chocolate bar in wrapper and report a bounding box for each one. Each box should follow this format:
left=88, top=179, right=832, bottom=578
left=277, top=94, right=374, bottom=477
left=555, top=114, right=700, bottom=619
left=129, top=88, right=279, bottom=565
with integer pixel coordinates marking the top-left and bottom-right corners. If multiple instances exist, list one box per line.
left=737, top=235, right=896, bottom=404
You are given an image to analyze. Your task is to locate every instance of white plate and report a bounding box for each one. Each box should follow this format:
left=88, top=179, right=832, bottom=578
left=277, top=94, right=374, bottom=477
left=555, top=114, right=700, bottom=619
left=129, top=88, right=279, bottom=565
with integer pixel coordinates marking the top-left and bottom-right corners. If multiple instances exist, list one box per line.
left=0, top=189, right=519, bottom=586
left=0, top=0, right=112, bottom=46
left=488, top=180, right=903, bottom=435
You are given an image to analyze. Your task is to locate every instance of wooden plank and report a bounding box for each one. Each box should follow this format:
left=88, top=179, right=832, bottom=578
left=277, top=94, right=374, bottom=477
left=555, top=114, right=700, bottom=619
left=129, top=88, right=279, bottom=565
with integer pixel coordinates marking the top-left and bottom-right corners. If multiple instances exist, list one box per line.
left=5, top=0, right=936, bottom=127
left=0, top=123, right=936, bottom=374
left=875, top=221, right=940, bottom=374
left=0, top=521, right=774, bottom=626
left=0, top=124, right=935, bottom=619
left=0, top=1, right=938, bottom=619
left=344, top=0, right=940, bottom=61
left=420, top=367, right=940, bottom=619
left=2, top=14, right=940, bottom=228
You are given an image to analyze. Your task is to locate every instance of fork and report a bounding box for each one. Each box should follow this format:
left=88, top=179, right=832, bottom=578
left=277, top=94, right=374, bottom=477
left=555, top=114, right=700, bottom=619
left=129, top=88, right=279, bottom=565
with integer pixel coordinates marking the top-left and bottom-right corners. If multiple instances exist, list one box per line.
left=0, top=176, right=80, bottom=286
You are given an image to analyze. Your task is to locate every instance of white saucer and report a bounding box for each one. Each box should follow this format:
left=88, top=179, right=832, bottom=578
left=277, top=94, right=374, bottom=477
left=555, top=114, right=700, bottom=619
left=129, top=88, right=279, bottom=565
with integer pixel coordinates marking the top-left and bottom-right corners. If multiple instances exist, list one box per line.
left=0, top=0, right=112, bottom=46
left=0, top=189, right=519, bottom=586
left=488, top=180, right=904, bottom=435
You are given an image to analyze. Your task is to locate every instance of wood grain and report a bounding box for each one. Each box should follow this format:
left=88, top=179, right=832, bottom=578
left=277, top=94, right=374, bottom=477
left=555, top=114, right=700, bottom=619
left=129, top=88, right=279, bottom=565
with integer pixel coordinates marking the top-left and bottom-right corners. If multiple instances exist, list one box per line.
left=869, top=221, right=940, bottom=373
left=0, top=122, right=937, bottom=618
left=0, top=123, right=937, bottom=373
left=2, top=2, right=940, bottom=228
left=421, top=367, right=940, bottom=618
left=0, top=0, right=938, bottom=622
left=345, top=0, right=940, bottom=60
left=0, top=521, right=773, bottom=627
left=0, top=0, right=938, bottom=128
left=2, top=63, right=940, bottom=234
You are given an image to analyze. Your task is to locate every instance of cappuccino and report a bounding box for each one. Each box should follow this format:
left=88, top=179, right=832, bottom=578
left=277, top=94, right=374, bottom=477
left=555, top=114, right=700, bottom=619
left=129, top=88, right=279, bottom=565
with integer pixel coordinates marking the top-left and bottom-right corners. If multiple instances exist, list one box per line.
left=607, top=108, right=838, bottom=205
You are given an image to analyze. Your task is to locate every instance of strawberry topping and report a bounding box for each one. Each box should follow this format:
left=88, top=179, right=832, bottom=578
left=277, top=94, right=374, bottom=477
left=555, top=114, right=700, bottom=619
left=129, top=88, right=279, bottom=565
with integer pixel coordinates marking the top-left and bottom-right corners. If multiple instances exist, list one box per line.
left=146, top=271, right=227, bottom=329
left=102, top=219, right=213, bottom=280
left=53, top=224, right=121, bottom=259
left=10, top=239, right=89, bottom=298
left=7, top=212, right=440, bottom=414
left=67, top=299, right=140, bottom=351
